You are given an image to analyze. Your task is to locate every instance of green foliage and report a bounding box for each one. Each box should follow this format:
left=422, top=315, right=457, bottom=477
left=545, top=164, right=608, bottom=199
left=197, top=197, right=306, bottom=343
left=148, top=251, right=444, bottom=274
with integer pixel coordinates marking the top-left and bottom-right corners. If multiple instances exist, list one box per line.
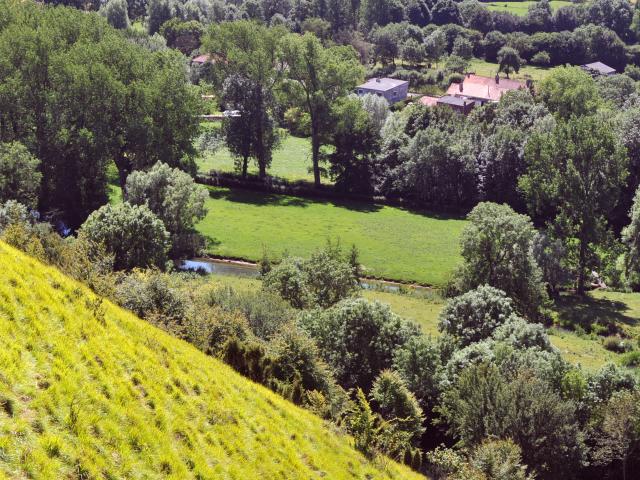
left=299, top=298, right=420, bottom=390
left=538, top=66, right=603, bottom=119
left=159, top=18, right=203, bottom=55
left=99, top=0, right=130, bottom=29
left=263, top=241, right=359, bottom=308
left=622, top=186, right=640, bottom=290
left=370, top=369, right=425, bottom=443
left=0, top=142, right=41, bottom=208
left=392, top=335, right=442, bottom=409
left=442, top=363, right=584, bottom=479
left=522, top=115, right=628, bottom=293
left=438, top=285, right=517, bottom=347
left=346, top=388, right=377, bottom=457
left=0, top=0, right=199, bottom=226
left=470, top=439, right=533, bottom=480
left=620, top=350, right=640, bottom=367
left=125, top=162, right=208, bottom=257
left=78, top=203, right=170, bottom=271
left=279, top=32, right=365, bottom=186
left=497, top=46, right=521, bottom=78
left=457, top=202, right=548, bottom=320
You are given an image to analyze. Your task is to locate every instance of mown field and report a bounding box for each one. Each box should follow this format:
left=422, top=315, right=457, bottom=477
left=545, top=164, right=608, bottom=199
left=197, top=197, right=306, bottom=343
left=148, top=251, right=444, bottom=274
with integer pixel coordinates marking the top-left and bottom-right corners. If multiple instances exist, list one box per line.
left=198, top=134, right=318, bottom=183
left=203, top=271, right=640, bottom=372
left=198, top=186, right=467, bottom=285
left=467, top=58, right=552, bottom=83
left=0, top=241, right=423, bottom=480
left=484, top=0, right=573, bottom=16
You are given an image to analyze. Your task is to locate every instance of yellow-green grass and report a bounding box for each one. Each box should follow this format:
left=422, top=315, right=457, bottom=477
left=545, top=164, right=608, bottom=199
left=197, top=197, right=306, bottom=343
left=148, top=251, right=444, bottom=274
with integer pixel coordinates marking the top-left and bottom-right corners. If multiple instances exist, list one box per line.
left=468, top=58, right=552, bottom=83
left=198, top=187, right=467, bottom=286
left=197, top=135, right=320, bottom=183
left=0, top=242, right=424, bottom=480
left=484, top=0, right=573, bottom=16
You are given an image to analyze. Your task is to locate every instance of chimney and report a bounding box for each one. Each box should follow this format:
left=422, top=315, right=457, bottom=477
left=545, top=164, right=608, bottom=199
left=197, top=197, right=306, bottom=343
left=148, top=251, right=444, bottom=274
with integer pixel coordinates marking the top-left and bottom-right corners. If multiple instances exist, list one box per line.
left=495, top=73, right=500, bottom=85
left=459, top=81, right=463, bottom=93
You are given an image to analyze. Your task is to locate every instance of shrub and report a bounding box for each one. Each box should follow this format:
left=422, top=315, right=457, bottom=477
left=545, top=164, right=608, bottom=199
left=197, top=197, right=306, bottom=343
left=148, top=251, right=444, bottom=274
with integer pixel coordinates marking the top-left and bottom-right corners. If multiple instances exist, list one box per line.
left=530, top=51, right=551, bottom=66
left=78, top=203, right=170, bottom=271
left=602, top=335, right=633, bottom=353
left=620, top=351, right=640, bottom=367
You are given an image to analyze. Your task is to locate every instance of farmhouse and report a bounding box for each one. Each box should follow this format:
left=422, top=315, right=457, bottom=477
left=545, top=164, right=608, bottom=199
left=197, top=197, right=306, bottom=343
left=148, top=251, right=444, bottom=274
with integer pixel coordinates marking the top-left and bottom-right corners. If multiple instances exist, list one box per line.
left=356, top=78, right=409, bottom=104
left=445, top=73, right=526, bottom=104
left=580, top=61, right=616, bottom=77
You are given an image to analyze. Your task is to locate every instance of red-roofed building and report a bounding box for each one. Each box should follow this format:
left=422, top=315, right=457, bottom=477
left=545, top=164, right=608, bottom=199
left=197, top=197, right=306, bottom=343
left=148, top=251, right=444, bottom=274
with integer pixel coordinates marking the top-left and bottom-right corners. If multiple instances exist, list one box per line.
left=191, top=54, right=213, bottom=65
left=419, top=95, right=439, bottom=107
left=446, top=73, right=528, bottom=104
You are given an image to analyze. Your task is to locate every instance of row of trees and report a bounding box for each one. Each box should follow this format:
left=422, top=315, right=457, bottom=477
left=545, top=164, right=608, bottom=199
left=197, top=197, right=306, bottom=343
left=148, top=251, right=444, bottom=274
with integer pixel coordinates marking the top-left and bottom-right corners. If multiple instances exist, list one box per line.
left=0, top=0, right=200, bottom=227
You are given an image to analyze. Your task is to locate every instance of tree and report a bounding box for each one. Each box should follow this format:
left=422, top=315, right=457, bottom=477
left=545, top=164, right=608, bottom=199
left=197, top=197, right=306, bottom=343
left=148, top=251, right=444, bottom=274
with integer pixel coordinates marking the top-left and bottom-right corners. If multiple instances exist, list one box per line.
left=457, top=202, right=548, bottom=320
left=452, top=36, right=473, bottom=60
left=392, top=335, right=442, bottom=410
left=358, top=93, right=389, bottom=133
left=100, top=0, right=130, bottom=29
left=591, top=390, right=640, bottom=480
left=622, top=187, right=640, bottom=290
left=125, top=162, right=208, bottom=257
left=0, top=142, right=41, bottom=209
left=431, top=0, right=461, bottom=25
left=359, top=0, right=404, bottom=30
left=203, top=22, right=285, bottom=179
left=263, top=241, right=359, bottom=308
left=442, top=363, right=584, bottom=479
left=470, top=439, right=533, bottom=480
left=497, top=46, right=521, bottom=79
left=438, top=285, right=517, bottom=347
left=586, top=0, right=633, bottom=39
left=159, top=18, right=204, bottom=55
left=327, top=97, right=379, bottom=193
left=0, top=2, right=200, bottom=226
left=78, top=203, right=170, bottom=270
left=424, top=29, right=447, bottom=66
left=370, top=370, right=425, bottom=444
left=279, top=32, right=364, bottom=187
left=299, top=298, right=420, bottom=390
left=394, top=126, right=477, bottom=207
left=147, top=0, right=174, bottom=35
left=537, top=66, right=602, bottom=119
left=521, top=115, right=628, bottom=294
left=400, top=38, right=425, bottom=66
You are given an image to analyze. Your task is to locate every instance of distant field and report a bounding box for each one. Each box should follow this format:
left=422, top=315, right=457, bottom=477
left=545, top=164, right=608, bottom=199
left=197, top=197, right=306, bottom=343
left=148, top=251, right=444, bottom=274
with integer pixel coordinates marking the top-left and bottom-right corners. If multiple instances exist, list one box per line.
left=468, top=58, right=552, bottom=83
left=197, top=135, right=320, bottom=183
left=484, top=0, right=573, bottom=16
left=198, top=187, right=467, bottom=285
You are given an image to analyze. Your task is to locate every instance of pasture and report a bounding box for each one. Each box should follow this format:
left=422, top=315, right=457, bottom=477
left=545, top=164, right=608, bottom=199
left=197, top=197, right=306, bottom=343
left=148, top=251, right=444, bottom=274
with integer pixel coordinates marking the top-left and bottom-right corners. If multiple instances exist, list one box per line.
left=198, top=187, right=467, bottom=285
left=484, top=0, right=573, bottom=16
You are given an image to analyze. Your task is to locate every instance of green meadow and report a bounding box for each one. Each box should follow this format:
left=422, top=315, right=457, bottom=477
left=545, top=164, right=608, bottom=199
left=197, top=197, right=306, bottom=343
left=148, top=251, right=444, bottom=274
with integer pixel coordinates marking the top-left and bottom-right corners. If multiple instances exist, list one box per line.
left=198, top=187, right=467, bottom=285
left=484, top=0, right=573, bottom=16
left=0, top=241, right=424, bottom=480
left=198, top=134, right=319, bottom=183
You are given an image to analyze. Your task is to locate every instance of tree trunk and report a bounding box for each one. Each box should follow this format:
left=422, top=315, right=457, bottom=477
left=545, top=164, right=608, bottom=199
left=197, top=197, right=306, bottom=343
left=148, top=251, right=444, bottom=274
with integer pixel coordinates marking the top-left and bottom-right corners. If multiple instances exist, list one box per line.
left=114, top=154, right=130, bottom=195
left=311, top=122, right=321, bottom=188
left=242, top=155, right=248, bottom=178
left=577, top=233, right=587, bottom=295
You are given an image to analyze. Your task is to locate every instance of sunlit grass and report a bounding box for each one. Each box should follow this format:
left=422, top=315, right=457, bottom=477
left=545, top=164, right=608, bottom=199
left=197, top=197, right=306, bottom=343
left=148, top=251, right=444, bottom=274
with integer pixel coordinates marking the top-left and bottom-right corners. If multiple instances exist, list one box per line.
left=197, top=187, right=467, bottom=285
left=0, top=241, right=424, bottom=479
left=484, top=1, right=572, bottom=16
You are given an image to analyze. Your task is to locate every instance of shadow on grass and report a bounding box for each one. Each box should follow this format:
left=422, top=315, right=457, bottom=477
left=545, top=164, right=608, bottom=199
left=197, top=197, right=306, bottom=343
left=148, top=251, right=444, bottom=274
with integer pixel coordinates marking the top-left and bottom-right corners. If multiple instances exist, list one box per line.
left=207, top=186, right=467, bottom=218
left=555, top=293, right=638, bottom=335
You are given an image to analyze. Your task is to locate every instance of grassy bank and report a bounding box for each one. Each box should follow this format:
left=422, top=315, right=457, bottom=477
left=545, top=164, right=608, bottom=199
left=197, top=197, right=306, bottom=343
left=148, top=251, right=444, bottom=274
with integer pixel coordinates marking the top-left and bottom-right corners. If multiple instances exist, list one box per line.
left=0, top=241, right=424, bottom=479
left=198, top=186, right=467, bottom=285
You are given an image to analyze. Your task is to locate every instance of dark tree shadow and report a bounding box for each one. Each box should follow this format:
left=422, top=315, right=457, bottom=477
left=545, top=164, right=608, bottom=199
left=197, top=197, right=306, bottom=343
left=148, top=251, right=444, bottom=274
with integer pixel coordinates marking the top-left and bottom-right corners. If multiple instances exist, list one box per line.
left=554, top=294, right=638, bottom=336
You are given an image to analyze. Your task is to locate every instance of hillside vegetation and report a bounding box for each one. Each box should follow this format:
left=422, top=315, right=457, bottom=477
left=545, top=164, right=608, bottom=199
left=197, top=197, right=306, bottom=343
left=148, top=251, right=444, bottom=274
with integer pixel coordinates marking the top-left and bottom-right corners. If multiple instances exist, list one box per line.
left=0, top=242, right=423, bottom=480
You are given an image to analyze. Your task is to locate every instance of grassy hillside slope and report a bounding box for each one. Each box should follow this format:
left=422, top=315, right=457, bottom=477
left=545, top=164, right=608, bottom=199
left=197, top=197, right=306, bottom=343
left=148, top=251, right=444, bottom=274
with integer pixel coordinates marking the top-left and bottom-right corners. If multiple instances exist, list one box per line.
left=0, top=242, right=423, bottom=480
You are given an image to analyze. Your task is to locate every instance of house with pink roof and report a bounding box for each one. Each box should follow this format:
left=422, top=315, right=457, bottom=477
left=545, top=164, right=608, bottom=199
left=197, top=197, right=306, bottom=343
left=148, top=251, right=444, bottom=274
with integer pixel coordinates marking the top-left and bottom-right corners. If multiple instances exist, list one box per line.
left=445, top=73, right=528, bottom=105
